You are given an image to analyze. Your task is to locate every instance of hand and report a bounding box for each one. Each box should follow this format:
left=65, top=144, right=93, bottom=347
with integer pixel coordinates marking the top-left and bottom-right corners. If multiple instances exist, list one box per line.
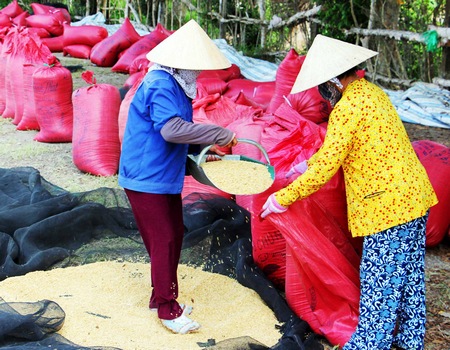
left=286, top=160, right=308, bottom=178
left=260, top=193, right=288, bottom=219
left=223, top=134, right=238, bottom=148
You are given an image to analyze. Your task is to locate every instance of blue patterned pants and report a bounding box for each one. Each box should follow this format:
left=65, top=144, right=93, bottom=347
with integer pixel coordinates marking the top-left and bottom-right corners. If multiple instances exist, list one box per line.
left=343, top=213, right=428, bottom=350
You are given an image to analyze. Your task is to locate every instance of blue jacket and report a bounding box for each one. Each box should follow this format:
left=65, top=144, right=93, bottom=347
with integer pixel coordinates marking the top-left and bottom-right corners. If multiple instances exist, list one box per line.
left=118, top=70, right=192, bottom=194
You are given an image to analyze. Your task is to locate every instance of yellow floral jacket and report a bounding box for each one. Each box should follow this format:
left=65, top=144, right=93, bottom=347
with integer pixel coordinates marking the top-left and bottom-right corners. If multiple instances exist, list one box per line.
left=275, top=78, right=438, bottom=237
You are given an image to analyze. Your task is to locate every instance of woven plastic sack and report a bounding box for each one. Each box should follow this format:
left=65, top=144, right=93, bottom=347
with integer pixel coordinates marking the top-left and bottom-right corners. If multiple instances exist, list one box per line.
left=223, top=79, right=276, bottom=111
left=90, top=18, right=141, bottom=67
left=0, top=0, right=25, bottom=18
left=412, top=140, right=450, bottom=247
left=63, top=24, right=108, bottom=47
left=63, top=44, right=91, bottom=59
left=276, top=199, right=360, bottom=346
left=31, top=3, right=71, bottom=24
left=41, top=35, right=64, bottom=52
left=197, top=63, right=242, bottom=82
left=72, top=71, right=122, bottom=176
left=266, top=49, right=305, bottom=114
left=25, top=14, right=64, bottom=37
left=33, top=56, right=73, bottom=142
left=111, top=23, right=171, bottom=73
left=17, top=32, right=53, bottom=131
left=0, top=13, right=11, bottom=27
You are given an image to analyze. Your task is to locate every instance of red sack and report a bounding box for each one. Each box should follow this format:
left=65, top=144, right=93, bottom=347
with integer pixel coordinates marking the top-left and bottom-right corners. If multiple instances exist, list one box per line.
left=72, top=71, right=121, bottom=176
left=286, top=86, right=332, bottom=124
left=63, top=44, right=91, bottom=59
left=62, top=24, right=108, bottom=48
left=90, top=18, right=141, bottom=67
left=223, top=79, right=275, bottom=111
left=41, top=35, right=64, bottom=52
left=27, top=27, right=51, bottom=39
left=26, top=14, right=64, bottom=37
left=182, top=176, right=233, bottom=200
left=128, top=53, right=150, bottom=75
left=118, top=72, right=145, bottom=144
left=111, top=23, right=171, bottom=73
left=266, top=49, right=305, bottom=114
left=0, top=0, right=24, bottom=18
left=0, top=28, right=14, bottom=118
left=31, top=3, right=71, bottom=24
left=197, top=78, right=228, bottom=97
left=412, top=140, right=450, bottom=247
left=0, top=13, right=11, bottom=27
left=2, top=28, right=22, bottom=120
left=276, top=199, right=360, bottom=346
left=197, top=63, right=242, bottom=82
left=18, top=33, right=52, bottom=131
left=33, top=56, right=73, bottom=142
left=11, top=11, right=28, bottom=26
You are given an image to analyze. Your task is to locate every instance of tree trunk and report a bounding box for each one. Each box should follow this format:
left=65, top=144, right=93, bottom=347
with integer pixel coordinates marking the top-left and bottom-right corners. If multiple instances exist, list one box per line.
left=374, top=0, right=407, bottom=80
left=258, top=0, right=266, bottom=48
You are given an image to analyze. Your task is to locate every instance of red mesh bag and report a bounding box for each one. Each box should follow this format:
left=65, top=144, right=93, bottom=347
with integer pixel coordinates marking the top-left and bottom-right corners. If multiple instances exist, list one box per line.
left=62, top=24, right=108, bottom=48
left=33, top=56, right=73, bottom=142
left=90, top=18, right=141, bottom=67
left=72, top=71, right=122, bottom=176
left=111, top=23, right=171, bottom=73
left=412, top=140, right=450, bottom=247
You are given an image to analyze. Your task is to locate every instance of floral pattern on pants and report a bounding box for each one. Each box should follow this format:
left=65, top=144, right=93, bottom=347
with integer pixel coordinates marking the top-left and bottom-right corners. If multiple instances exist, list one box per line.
left=343, top=213, right=428, bottom=350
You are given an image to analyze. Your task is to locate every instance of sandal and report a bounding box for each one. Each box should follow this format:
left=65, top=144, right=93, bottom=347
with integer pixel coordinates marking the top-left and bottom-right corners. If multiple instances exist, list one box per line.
left=161, top=314, right=200, bottom=334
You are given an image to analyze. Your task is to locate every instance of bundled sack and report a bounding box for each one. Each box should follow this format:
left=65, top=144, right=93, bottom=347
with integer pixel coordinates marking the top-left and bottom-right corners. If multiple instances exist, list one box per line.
left=0, top=0, right=25, bottom=19
left=18, top=33, right=53, bottom=131
left=266, top=48, right=305, bottom=114
left=90, top=18, right=141, bottom=67
left=413, top=140, right=450, bottom=247
left=31, top=2, right=71, bottom=24
left=223, top=79, right=276, bottom=111
left=25, top=14, right=64, bottom=37
left=72, top=71, right=122, bottom=176
left=111, top=22, right=172, bottom=73
left=33, top=55, right=73, bottom=142
left=62, top=24, right=108, bottom=48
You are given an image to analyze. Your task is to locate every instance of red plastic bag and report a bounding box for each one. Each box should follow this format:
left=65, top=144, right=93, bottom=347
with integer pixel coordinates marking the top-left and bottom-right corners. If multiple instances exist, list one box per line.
left=25, top=14, right=64, bottom=37
left=0, top=0, right=25, bottom=18
left=31, top=3, right=71, bottom=24
left=72, top=71, right=122, bottom=176
left=63, top=44, right=91, bottom=59
left=197, top=63, right=242, bottom=82
left=33, top=56, right=73, bottom=142
left=41, top=35, right=63, bottom=52
left=277, top=200, right=360, bottom=346
left=412, top=140, right=450, bottom=247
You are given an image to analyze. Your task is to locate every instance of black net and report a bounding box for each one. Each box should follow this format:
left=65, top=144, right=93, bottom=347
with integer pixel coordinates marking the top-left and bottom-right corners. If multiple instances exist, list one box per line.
left=0, top=167, right=323, bottom=350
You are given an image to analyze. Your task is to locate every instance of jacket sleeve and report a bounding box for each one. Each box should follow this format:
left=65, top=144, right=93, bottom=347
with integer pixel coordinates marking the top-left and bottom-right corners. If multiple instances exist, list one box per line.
left=160, top=117, right=235, bottom=146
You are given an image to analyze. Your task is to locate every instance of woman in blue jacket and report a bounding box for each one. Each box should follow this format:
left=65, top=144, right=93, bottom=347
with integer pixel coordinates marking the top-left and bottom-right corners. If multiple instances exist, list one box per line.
left=118, top=20, right=237, bottom=334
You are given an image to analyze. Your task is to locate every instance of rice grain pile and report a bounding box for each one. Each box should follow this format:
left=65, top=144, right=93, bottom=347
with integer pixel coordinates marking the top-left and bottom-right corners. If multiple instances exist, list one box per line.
left=201, top=160, right=273, bottom=195
left=1, top=261, right=281, bottom=350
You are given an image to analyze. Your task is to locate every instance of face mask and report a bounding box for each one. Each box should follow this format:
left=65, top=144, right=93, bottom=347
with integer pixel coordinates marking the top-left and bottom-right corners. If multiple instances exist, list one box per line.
left=318, top=79, right=342, bottom=107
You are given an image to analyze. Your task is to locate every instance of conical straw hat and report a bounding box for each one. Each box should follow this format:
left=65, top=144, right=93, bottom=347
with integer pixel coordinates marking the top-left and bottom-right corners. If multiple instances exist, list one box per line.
left=146, top=19, right=231, bottom=70
left=290, top=34, right=378, bottom=94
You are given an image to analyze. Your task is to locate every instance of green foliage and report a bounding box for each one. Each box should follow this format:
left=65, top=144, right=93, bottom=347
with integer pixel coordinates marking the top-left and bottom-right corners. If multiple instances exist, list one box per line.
left=315, top=0, right=370, bottom=40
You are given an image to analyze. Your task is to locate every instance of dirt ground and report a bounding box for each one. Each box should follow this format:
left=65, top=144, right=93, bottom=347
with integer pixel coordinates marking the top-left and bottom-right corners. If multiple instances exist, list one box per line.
left=0, top=53, right=449, bottom=349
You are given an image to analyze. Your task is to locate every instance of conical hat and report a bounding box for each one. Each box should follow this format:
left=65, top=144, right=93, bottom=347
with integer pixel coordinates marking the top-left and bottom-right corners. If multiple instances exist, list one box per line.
left=290, top=34, right=378, bottom=94
left=146, top=20, right=231, bottom=70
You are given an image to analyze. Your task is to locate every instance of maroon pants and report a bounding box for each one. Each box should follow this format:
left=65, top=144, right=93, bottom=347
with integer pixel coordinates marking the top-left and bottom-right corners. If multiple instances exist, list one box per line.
left=125, top=189, right=184, bottom=320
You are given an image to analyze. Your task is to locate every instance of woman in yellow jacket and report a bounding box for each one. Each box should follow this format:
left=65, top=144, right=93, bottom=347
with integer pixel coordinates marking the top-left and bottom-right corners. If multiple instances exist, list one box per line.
left=261, top=35, right=438, bottom=350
